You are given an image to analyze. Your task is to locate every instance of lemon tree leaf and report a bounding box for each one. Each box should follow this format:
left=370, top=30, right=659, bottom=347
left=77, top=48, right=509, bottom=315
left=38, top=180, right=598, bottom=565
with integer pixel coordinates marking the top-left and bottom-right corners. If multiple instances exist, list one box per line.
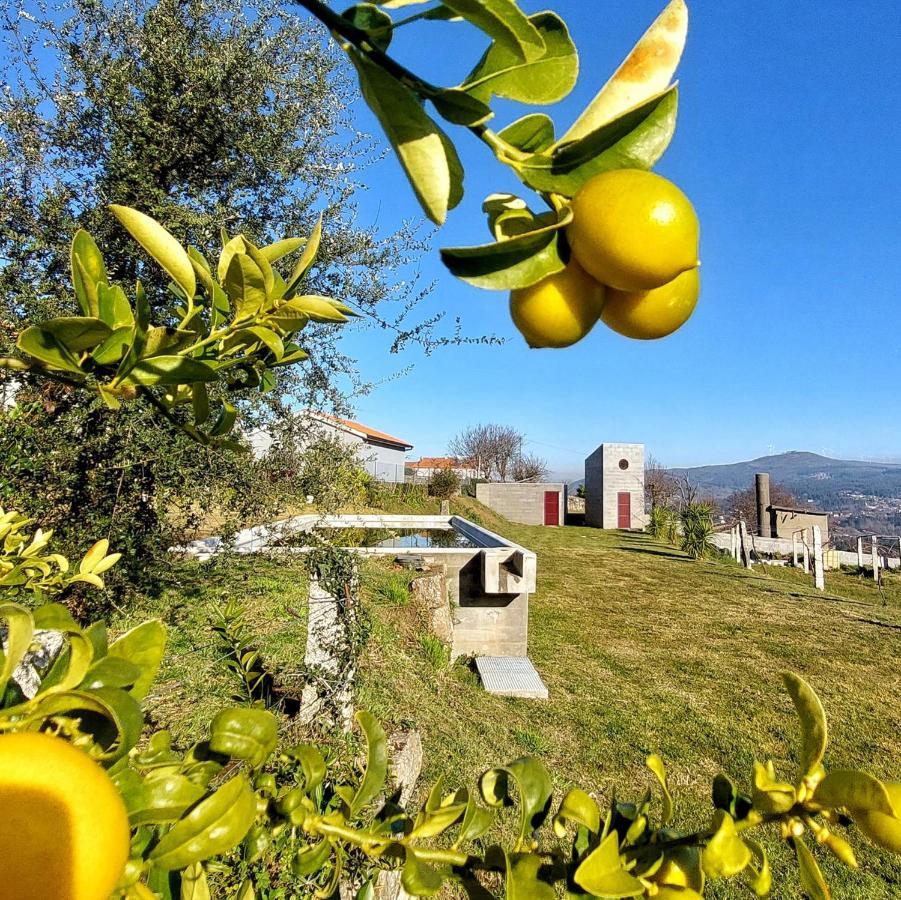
left=342, top=3, right=394, bottom=51
left=813, top=770, right=894, bottom=816
left=209, top=708, right=279, bottom=768
left=553, top=787, right=600, bottom=837
left=225, top=253, right=268, bottom=321
left=97, top=284, right=134, bottom=330
left=123, top=356, right=218, bottom=387
left=462, top=12, right=576, bottom=105
left=794, top=835, right=831, bottom=900
left=432, top=88, right=493, bottom=127
left=561, top=0, right=687, bottom=143
left=745, top=838, right=773, bottom=897
left=515, top=87, right=678, bottom=196
left=480, top=757, right=553, bottom=846
left=781, top=672, right=828, bottom=778
left=16, top=325, right=86, bottom=374
left=402, top=850, right=444, bottom=897
left=285, top=216, right=322, bottom=295
left=0, top=602, right=34, bottom=696
left=350, top=710, right=388, bottom=818
left=180, top=863, right=211, bottom=900
left=109, top=205, right=195, bottom=302
left=71, top=229, right=108, bottom=317
left=260, top=237, right=305, bottom=264
left=440, top=207, right=571, bottom=290
left=349, top=50, right=462, bottom=225
left=505, top=852, right=556, bottom=900
left=498, top=114, right=555, bottom=154
left=573, top=831, right=644, bottom=897
left=647, top=754, right=675, bottom=825
left=113, top=770, right=206, bottom=826
left=701, top=812, right=752, bottom=879
left=443, top=0, right=545, bottom=63
left=752, top=761, right=796, bottom=815
left=108, top=619, right=167, bottom=699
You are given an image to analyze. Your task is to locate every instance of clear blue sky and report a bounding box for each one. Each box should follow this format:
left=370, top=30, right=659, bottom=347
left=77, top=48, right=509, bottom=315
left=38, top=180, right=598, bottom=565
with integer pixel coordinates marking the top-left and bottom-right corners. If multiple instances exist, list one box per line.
left=336, top=1, right=901, bottom=479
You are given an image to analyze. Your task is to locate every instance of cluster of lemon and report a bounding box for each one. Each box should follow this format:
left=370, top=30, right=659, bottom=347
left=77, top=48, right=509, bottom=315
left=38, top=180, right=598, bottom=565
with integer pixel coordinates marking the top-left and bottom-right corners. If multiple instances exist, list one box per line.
left=510, top=169, right=701, bottom=348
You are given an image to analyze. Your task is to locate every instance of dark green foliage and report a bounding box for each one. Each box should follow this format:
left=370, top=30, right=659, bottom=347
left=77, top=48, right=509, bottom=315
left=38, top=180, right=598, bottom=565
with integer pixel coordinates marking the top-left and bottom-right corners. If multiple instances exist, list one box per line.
left=427, top=467, right=460, bottom=499
left=680, top=501, right=715, bottom=559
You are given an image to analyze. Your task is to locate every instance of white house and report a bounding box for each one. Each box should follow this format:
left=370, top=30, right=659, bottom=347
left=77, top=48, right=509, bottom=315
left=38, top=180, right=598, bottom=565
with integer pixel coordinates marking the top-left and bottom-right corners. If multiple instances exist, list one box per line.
left=248, top=411, right=413, bottom=483
left=407, top=456, right=480, bottom=482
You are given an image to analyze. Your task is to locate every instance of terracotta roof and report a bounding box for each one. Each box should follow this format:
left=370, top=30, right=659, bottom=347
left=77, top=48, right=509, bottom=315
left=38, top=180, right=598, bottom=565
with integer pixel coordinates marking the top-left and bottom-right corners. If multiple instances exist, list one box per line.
left=311, top=411, right=413, bottom=450
left=409, top=456, right=476, bottom=469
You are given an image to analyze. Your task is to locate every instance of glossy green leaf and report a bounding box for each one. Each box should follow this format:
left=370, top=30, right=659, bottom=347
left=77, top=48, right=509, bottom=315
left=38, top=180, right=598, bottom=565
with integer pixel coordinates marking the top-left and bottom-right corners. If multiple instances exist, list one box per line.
left=445, top=0, right=544, bottom=62
left=462, top=12, right=576, bottom=105
left=142, top=327, right=193, bottom=360
left=553, top=788, right=600, bottom=837
left=16, top=325, right=85, bottom=374
left=646, top=754, right=674, bottom=825
left=239, top=239, right=275, bottom=297
left=455, top=790, right=496, bottom=846
left=516, top=87, right=678, bottom=196
left=209, top=708, right=278, bottom=768
left=260, top=236, right=306, bottom=264
left=503, top=852, right=554, bottom=900
left=180, top=863, right=211, bottom=900
left=432, top=89, right=493, bottom=127
left=480, top=757, right=552, bottom=847
left=440, top=207, right=570, bottom=290
left=497, top=114, right=555, bottom=154
left=813, top=770, right=895, bottom=816
left=71, top=230, right=108, bottom=317
left=108, top=619, right=166, bottom=699
left=402, top=850, right=444, bottom=897
left=209, top=402, right=237, bottom=437
left=0, top=603, right=34, bottom=697
left=744, top=838, right=772, bottom=897
left=350, top=710, right=388, bottom=818
left=188, top=247, right=217, bottom=299
left=225, top=253, right=268, bottom=321
left=114, top=769, right=207, bottom=826
left=82, top=655, right=143, bottom=691
left=751, top=761, right=796, bottom=815
left=91, top=327, right=133, bottom=366
left=285, top=216, right=322, bottom=295
left=794, top=835, right=830, bottom=900
left=123, top=356, right=218, bottom=387
left=281, top=296, right=348, bottom=324
left=573, top=832, right=644, bottom=898
left=110, top=205, right=195, bottom=302
left=349, top=50, right=462, bottom=225
left=342, top=3, right=394, bottom=51
left=149, top=774, right=257, bottom=869
left=97, top=283, right=134, bottom=330
left=292, top=840, right=332, bottom=876
left=114, top=280, right=151, bottom=383
left=701, top=811, right=752, bottom=879
left=782, top=672, right=828, bottom=778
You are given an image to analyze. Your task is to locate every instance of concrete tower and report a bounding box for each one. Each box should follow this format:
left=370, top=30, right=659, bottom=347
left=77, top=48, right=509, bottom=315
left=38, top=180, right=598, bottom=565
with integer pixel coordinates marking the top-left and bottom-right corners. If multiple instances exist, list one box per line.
left=584, top=443, right=646, bottom=529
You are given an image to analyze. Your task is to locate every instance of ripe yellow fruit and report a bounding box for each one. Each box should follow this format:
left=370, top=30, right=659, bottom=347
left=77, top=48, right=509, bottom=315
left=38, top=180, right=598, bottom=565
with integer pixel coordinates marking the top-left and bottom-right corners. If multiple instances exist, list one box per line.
left=567, top=169, right=699, bottom=291
left=853, top=783, right=901, bottom=853
left=0, top=732, right=131, bottom=900
left=600, top=267, right=700, bottom=340
left=509, top=260, right=605, bottom=348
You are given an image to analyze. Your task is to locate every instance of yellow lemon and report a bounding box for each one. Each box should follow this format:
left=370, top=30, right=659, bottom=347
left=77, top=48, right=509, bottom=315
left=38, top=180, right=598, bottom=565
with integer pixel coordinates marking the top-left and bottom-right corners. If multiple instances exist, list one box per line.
left=567, top=169, right=699, bottom=290
left=600, top=267, right=700, bottom=340
left=509, top=260, right=606, bottom=348
left=0, top=731, right=131, bottom=900
left=853, top=783, right=901, bottom=853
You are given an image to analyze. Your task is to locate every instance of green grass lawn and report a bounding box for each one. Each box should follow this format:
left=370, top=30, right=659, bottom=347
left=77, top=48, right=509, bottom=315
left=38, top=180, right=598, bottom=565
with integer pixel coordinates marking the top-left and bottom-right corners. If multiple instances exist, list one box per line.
left=126, top=498, right=901, bottom=897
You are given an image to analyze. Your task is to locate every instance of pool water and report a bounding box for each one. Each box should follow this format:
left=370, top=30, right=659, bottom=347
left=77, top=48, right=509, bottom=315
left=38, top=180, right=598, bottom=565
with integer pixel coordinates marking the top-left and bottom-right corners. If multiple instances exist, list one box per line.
left=322, top=527, right=478, bottom=549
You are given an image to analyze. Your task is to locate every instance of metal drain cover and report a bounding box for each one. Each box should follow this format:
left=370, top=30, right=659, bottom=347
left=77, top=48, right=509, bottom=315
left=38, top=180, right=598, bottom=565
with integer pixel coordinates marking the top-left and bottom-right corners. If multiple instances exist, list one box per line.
left=475, top=656, right=549, bottom=700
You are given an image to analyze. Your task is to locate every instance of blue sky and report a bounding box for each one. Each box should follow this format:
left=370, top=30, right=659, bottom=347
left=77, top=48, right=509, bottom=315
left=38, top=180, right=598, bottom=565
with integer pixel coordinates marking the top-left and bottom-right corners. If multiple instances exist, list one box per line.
left=339, top=1, right=901, bottom=479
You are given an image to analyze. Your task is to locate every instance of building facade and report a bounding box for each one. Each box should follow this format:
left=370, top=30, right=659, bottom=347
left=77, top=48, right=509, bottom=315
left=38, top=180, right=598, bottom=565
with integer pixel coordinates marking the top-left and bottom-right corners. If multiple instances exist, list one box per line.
left=584, top=443, right=646, bottom=529
left=475, top=482, right=567, bottom=526
left=407, top=457, right=480, bottom=482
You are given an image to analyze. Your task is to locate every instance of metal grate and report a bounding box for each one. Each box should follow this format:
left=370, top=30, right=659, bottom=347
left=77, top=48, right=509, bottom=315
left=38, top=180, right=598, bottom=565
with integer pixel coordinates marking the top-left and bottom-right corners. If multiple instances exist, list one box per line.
left=475, top=656, right=549, bottom=700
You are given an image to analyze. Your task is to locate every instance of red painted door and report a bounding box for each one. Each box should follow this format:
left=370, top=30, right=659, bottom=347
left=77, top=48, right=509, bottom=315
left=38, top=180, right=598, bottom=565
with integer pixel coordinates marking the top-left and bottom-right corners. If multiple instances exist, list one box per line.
left=543, top=491, right=560, bottom=526
left=617, top=492, right=632, bottom=529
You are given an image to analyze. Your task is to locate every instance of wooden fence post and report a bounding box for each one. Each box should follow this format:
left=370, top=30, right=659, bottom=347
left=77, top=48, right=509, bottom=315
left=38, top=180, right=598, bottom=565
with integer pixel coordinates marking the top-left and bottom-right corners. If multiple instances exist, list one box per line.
left=792, top=533, right=800, bottom=568
left=738, top=520, right=753, bottom=568
left=812, top=526, right=825, bottom=591
left=872, top=536, right=880, bottom=583
left=857, top=536, right=864, bottom=570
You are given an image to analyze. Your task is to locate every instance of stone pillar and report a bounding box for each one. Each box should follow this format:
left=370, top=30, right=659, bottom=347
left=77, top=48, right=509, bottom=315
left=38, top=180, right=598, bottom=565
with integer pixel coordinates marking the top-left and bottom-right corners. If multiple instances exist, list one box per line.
left=857, top=536, right=864, bottom=570
left=792, top=533, right=800, bottom=568
left=812, top=526, right=825, bottom=591
left=738, top=520, right=753, bottom=568
left=872, top=536, right=880, bottom=582
left=802, top=531, right=810, bottom=573
left=755, top=473, right=771, bottom=538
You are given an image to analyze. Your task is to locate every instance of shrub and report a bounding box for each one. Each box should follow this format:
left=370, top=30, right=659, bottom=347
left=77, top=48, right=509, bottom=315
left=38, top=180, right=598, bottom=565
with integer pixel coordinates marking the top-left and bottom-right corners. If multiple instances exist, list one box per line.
left=428, top=467, right=460, bottom=499
left=680, top=502, right=715, bottom=559
left=419, top=633, right=450, bottom=669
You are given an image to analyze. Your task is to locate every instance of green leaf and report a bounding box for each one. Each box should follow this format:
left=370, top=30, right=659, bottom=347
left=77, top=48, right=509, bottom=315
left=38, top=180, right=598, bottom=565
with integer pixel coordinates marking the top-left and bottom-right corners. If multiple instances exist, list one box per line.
left=462, top=12, right=576, bottom=105
left=479, top=757, right=552, bottom=847
left=83, top=656, right=143, bottom=691
left=97, top=284, right=134, bottom=330
left=402, top=850, right=445, bottom=897
left=553, top=787, right=600, bottom=837
left=431, top=89, right=493, bottom=127
left=505, top=852, right=554, bottom=900
left=781, top=672, right=828, bottom=779
left=573, top=832, right=644, bottom=897
left=209, top=401, right=238, bottom=437
left=108, top=619, right=167, bottom=700
left=701, top=811, right=752, bottom=879
left=32, top=316, right=110, bottom=353
left=16, top=325, right=85, bottom=374
left=71, top=230, right=108, bottom=317
left=225, top=254, right=268, bottom=321
left=342, top=3, right=394, bottom=51
left=646, top=754, right=675, bottom=825
left=180, top=863, right=211, bottom=900
left=149, top=774, right=257, bottom=870
left=516, top=87, right=678, bottom=196
left=110, top=205, right=195, bottom=302
left=443, top=0, right=544, bottom=63
left=350, top=710, right=388, bottom=818
left=813, top=770, right=895, bottom=816
left=259, top=236, right=306, bottom=264
left=285, top=743, right=327, bottom=792
left=114, top=280, right=151, bottom=383
left=794, top=835, right=830, bottom=900
left=0, top=603, right=34, bottom=697
left=114, top=769, right=207, bottom=826
left=498, top=114, right=555, bottom=154
left=751, top=761, right=796, bottom=815
left=292, top=840, right=332, bottom=876
left=284, top=216, right=323, bottom=295
left=209, top=708, right=279, bottom=768
left=455, top=790, right=496, bottom=845
left=440, top=207, right=570, bottom=290
left=142, top=327, right=193, bottom=360
left=349, top=50, right=463, bottom=225
left=123, top=355, right=218, bottom=387
left=91, top=326, right=133, bottom=366
left=745, top=838, right=772, bottom=897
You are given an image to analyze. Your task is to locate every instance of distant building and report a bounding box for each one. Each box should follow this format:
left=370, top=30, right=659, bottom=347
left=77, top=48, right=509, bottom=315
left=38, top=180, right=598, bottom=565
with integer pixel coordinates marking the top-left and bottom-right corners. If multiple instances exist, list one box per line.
left=408, top=457, right=479, bottom=481
left=248, top=411, right=413, bottom=483
left=755, top=473, right=829, bottom=541
left=584, top=443, right=646, bottom=529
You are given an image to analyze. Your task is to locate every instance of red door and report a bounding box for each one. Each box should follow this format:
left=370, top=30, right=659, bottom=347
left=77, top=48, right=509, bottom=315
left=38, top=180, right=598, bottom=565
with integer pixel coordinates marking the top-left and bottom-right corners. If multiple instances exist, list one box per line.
left=543, top=491, right=560, bottom=526
left=617, top=492, right=632, bottom=529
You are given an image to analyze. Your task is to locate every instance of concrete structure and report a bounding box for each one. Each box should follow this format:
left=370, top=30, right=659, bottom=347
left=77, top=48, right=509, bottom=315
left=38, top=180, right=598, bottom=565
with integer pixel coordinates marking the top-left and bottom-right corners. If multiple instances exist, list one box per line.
left=755, top=472, right=830, bottom=541
left=475, top=482, right=566, bottom=526
left=408, top=456, right=480, bottom=482
left=248, top=410, right=412, bottom=482
left=584, top=443, right=646, bottom=529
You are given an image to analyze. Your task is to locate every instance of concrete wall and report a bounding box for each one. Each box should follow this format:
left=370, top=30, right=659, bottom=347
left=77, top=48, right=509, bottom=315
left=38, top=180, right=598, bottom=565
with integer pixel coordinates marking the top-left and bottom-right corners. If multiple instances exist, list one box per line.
left=585, top=443, right=646, bottom=529
left=770, top=508, right=830, bottom=542
left=476, top=482, right=566, bottom=526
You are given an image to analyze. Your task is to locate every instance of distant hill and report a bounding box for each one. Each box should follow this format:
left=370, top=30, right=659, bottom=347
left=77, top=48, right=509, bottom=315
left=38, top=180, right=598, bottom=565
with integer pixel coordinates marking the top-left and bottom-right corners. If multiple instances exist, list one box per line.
left=668, top=451, right=901, bottom=506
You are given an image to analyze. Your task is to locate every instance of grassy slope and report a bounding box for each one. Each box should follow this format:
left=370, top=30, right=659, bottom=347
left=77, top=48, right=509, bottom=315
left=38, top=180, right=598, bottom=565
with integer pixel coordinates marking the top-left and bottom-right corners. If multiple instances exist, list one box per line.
left=356, top=496, right=901, bottom=898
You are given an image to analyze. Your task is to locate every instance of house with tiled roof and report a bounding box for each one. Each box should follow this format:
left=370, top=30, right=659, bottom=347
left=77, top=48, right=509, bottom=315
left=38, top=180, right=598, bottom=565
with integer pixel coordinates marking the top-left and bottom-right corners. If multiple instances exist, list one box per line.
left=247, top=410, right=413, bottom=483
left=408, top=456, right=480, bottom=482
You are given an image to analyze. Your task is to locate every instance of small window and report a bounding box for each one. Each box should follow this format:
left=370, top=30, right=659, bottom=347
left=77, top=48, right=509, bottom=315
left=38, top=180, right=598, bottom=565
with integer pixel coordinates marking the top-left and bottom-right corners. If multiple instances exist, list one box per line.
left=618, top=458, right=629, bottom=470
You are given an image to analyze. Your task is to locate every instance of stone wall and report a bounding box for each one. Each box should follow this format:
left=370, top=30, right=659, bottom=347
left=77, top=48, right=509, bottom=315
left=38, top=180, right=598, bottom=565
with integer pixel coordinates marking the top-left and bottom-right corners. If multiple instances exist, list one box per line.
left=475, top=482, right=565, bottom=526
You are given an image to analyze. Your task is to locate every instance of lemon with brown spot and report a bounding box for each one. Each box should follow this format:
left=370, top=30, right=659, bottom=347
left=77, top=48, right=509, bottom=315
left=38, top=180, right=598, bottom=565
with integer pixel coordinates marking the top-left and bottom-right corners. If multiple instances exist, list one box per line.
left=600, top=267, right=699, bottom=340
left=0, top=731, right=131, bottom=900
left=567, top=169, right=699, bottom=291
left=509, top=260, right=605, bottom=348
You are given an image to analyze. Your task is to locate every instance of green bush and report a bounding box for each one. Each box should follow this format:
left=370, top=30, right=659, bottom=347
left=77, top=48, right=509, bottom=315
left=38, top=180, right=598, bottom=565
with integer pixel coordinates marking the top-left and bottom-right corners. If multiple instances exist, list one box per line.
left=428, top=468, right=460, bottom=499
left=680, top=502, right=715, bottom=559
